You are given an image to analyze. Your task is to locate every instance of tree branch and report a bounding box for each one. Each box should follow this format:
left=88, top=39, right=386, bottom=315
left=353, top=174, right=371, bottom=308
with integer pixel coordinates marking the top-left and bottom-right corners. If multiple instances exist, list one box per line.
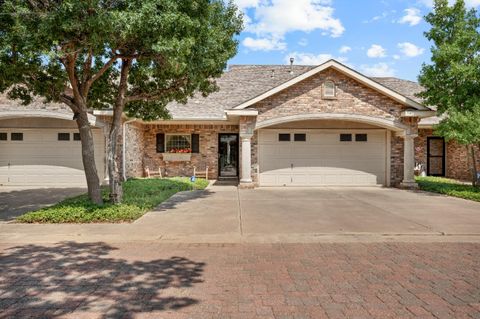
left=59, top=93, right=79, bottom=112
left=125, top=78, right=188, bottom=103
left=81, top=48, right=93, bottom=97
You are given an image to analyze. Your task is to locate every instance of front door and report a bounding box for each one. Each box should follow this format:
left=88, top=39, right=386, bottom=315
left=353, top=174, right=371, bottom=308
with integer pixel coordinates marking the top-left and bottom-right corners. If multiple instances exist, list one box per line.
left=427, top=137, right=445, bottom=176
left=218, top=134, right=239, bottom=178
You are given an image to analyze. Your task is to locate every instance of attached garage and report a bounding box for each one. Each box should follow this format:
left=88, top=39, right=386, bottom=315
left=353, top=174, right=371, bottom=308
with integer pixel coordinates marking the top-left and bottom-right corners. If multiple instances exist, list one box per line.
left=0, top=117, right=105, bottom=187
left=258, top=128, right=388, bottom=186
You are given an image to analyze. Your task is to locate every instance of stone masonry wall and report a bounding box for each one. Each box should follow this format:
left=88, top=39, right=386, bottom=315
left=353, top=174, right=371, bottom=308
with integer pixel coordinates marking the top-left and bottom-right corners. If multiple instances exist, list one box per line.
left=143, top=124, right=239, bottom=179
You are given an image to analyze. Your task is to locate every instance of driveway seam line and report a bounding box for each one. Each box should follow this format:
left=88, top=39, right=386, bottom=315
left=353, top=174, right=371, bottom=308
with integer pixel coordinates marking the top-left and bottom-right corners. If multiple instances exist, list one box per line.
left=335, top=190, right=442, bottom=234
left=236, top=187, right=244, bottom=236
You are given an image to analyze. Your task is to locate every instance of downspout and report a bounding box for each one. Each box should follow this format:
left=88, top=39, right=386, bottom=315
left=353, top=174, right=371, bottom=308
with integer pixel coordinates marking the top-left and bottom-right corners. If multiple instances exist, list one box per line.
left=122, top=119, right=137, bottom=181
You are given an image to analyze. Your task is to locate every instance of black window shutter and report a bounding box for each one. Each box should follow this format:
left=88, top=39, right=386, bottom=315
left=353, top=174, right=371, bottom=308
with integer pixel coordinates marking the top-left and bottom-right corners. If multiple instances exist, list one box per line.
left=156, top=133, right=165, bottom=153
left=191, top=134, right=200, bottom=153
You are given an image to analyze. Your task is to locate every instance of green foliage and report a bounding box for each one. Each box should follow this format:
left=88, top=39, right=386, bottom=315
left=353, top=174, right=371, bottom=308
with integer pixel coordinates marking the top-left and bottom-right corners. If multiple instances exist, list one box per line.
left=435, top=108, right=480, bottom=145
left=0, top=0, right=243, bottom=120
left=416, top=176, right=480, bottom=202
left=418, top=0, right=480, bottom=116
left=17, top=177, right=209, bottom=223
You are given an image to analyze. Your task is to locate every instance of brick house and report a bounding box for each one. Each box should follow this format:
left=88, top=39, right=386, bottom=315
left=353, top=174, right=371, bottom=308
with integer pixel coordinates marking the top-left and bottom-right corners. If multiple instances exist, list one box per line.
left=1, top=60, right=478, bottom=187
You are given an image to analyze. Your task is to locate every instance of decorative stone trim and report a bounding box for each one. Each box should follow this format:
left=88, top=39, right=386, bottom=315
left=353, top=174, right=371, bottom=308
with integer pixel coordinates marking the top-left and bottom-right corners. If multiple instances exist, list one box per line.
left=162, top=153, right=191, bottom=162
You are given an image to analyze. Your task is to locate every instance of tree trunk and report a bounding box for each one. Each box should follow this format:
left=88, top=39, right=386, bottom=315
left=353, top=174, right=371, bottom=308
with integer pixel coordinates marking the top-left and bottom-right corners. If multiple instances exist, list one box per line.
left=76, top=110, right=103, bottom=205
left=469, top=145, right=478, bottom=187
left=107, top=58, right=131, bottom=204
left=107, top=106, right=123, bottom=204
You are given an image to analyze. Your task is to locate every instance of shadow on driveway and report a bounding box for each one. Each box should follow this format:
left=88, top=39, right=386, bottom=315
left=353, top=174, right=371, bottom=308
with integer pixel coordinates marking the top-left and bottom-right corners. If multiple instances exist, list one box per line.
left=0, top=188, right=86, bottom=222
left=0, top=241, right=204, bottom=318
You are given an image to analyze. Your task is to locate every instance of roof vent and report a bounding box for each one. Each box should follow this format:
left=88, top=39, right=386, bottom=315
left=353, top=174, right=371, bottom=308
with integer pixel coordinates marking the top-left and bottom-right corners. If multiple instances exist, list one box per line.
left=271, top=69, right=275, bottom=78
left=289, top=57, right=294, bottom=74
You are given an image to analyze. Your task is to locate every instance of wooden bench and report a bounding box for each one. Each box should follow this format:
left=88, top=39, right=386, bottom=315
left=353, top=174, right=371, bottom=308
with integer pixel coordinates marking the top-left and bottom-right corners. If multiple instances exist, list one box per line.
left=193, top=166, right=209, bottom=181
left=145, top=167, right=163, bottom=178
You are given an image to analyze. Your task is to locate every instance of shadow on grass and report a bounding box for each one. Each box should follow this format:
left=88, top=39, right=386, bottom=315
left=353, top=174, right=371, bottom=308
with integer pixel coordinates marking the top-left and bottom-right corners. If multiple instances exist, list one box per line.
left=0, top=242, right=204, bottom=318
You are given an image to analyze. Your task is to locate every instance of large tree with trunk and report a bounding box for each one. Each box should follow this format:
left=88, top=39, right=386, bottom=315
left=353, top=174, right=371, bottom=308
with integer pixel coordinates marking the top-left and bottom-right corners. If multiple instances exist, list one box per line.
left=0, top=0, right=242, bottom=203
left=418, top=0, right=480, bottom=186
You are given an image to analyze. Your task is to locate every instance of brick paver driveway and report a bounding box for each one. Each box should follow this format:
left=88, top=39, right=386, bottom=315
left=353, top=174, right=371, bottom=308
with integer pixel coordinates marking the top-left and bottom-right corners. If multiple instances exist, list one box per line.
left=1, top=242, right=479, bottom=319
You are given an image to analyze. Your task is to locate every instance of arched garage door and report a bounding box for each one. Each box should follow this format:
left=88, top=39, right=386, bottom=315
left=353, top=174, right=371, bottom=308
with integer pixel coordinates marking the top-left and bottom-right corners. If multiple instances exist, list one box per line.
left=258, top=129, right=387, bottom=186
left=0, top=127, right=105, bottom=186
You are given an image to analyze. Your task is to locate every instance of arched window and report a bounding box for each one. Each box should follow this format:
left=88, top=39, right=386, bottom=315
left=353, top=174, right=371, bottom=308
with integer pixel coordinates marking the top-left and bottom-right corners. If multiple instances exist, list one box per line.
left=323, top=80, right=336, bottom=98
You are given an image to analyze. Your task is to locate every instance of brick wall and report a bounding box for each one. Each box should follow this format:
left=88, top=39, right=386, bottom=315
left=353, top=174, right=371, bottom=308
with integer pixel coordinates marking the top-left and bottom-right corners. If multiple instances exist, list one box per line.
left=254, top=69, right=405, bottom=123
left=143, top=124, right=239, bottom=179
left=416, top=129, right=480, bottom=181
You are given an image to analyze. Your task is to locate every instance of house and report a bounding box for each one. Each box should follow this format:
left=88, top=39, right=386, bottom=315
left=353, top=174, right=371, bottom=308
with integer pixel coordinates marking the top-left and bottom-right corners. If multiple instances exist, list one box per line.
left=1, top=60, right=478, bottom=187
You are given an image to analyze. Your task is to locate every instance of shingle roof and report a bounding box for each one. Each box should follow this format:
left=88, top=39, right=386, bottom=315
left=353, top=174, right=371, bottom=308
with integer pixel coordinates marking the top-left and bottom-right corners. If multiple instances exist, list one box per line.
left=0, top=64, right=430, bottom=120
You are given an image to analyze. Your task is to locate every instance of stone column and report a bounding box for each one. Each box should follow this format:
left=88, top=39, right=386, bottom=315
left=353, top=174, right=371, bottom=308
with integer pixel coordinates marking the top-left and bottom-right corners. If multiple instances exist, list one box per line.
left=400, top=133, right=418, bottom=189
left=240, top=134, right=253, bottom=185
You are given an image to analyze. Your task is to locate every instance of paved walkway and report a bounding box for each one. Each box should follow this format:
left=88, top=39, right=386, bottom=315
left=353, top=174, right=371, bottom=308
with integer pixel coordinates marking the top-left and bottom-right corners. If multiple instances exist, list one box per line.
left=1, top=185, right=480, bottom=244
left=0, top=242, right=479, bottom=319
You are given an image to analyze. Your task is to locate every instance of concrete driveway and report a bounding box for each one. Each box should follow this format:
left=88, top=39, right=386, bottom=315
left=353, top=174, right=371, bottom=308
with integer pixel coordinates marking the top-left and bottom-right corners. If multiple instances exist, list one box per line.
left=0, top=187, right=86, bottom=222
left=136, top=185, right=480, bottom=238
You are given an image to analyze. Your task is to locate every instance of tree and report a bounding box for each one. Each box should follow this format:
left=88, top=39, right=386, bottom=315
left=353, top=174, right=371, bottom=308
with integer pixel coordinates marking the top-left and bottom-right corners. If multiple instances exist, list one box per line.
left=418, top=0, right=480, bottom=186
left=0, top=0, right=243, bottom=203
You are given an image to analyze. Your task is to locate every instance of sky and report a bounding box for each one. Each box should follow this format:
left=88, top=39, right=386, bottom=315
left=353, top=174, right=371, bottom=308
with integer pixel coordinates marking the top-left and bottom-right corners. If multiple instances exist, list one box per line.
left=228, top=0, right=480, bottom=81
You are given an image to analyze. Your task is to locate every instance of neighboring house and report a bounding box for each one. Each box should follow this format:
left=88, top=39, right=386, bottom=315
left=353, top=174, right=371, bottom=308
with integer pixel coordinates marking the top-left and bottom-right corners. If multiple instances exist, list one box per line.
left=1, top=60, right=478, bottom=187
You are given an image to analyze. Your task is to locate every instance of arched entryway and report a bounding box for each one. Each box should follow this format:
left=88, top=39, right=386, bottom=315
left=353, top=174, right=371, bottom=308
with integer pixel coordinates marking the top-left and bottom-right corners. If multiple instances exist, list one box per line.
left=254, top=113, right=410, bottom=187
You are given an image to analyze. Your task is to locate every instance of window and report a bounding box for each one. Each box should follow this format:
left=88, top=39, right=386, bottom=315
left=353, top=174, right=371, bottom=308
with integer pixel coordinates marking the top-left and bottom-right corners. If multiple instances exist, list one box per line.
left=73, top=133, right=81, bottom=141
left=294, top=133, right=306, bottom=142
left=323, top=80, right=336, bottom=98
left=340, top=133, right=352, bottom=142
left=166, top=134, right=191, bottom=153
left=58, top=133, right=70, bottom=141
left=0, top=133, right=7, bottom=141
left=11, top=133, right=23, bottom=141
left=355, top=134, right=368, bottom=142
left=278, top=133, right=291, bottom=142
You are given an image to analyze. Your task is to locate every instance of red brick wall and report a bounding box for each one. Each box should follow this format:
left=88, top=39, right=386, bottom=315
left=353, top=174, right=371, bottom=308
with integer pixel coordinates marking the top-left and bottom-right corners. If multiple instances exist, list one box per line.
left=143, top=124, right=239, bottom=179
left=416, top=129, right=480, bottom=181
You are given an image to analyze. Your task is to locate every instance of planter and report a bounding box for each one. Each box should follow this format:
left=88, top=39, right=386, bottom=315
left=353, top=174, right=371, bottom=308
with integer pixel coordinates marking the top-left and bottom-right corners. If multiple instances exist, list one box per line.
left=162, top=153, right=191, bottom=162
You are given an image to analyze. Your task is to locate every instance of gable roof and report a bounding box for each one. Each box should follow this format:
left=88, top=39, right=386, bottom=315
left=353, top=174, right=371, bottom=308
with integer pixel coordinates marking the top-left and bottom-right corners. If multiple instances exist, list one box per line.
left=233, top=59, right=428, bottom=111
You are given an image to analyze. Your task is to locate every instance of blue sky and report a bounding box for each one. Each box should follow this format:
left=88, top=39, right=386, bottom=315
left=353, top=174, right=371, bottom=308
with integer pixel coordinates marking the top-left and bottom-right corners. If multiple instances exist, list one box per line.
left=229, top=0, right=480, bottom=81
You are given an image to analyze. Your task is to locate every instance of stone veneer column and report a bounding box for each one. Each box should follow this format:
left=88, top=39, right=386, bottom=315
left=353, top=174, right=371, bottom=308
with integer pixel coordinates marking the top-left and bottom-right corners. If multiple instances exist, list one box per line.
left=400, top=133, right=418, bottom=188
left=240, top=133, right=253, bottom=185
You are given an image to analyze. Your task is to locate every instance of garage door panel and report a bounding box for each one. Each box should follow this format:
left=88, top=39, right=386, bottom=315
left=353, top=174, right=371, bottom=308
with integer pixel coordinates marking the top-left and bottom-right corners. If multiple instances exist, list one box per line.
left=0, top=128, right=104, bottom=186
left=258, top=129, right=387, bottom=186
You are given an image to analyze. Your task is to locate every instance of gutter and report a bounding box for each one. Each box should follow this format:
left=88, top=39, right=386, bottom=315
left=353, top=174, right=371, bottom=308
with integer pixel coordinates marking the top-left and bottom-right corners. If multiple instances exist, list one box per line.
left=122, top=119, right=137, bottom=181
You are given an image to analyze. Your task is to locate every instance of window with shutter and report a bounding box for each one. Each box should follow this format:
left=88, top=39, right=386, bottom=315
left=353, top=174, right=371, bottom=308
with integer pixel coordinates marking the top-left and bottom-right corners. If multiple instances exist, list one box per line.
left=156, top=133, right=165, bottom=153
left=191, top=134, right=200, bottom=153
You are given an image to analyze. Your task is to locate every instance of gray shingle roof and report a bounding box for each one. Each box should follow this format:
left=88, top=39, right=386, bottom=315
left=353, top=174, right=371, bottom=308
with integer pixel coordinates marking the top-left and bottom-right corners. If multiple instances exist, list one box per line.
left=0, top=64, right=430, bottom=120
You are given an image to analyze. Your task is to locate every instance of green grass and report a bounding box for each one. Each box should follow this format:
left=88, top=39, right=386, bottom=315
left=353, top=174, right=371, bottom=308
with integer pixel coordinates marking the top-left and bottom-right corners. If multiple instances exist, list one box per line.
left=17, top=177, right=210, bottom=223
left=416, top=176, right=480, bottom=202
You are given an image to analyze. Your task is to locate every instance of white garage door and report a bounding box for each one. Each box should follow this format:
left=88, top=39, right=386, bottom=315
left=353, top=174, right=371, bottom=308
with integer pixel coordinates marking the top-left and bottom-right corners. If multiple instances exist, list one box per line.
left=258, top=129, right=387, bottom=186
left=0, top=129, right=105, bottom=186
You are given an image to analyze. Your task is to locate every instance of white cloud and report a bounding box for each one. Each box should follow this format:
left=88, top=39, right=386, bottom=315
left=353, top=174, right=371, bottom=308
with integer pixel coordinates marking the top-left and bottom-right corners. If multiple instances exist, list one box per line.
left=367, top=44, right=387, bottom=58
left=398, top=42, right=425, bottom=57
left=242, top=37, right=286, bottom=51
left=235, top=0, right=260, bottom=10
left=298, top=38, right=308, bottom=46
left=393, top=54, right=401, bottom=60
left=399, top=8, right=422, bottom=26
left=360, top=63, right=396, bottom=77
left=418, top=0, right=480, bottom=7
left=285, top=52, right=348, bottom=65
left=237, top=0, right=345, bottom=51
left=339, top=45, right=351, bottom=54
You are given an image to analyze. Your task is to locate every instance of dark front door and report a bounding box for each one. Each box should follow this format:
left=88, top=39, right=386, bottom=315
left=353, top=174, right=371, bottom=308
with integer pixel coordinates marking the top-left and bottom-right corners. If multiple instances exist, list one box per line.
left=218, top=134, right=239, bottom=178
left=427, top=137, right=446, bottom=176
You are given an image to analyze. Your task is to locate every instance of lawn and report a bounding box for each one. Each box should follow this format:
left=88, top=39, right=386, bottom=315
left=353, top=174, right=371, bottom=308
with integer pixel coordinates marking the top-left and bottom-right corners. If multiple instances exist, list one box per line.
left=416, top=176, right=480, bottom=202
left=17, top=177, right=210, bottom=223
